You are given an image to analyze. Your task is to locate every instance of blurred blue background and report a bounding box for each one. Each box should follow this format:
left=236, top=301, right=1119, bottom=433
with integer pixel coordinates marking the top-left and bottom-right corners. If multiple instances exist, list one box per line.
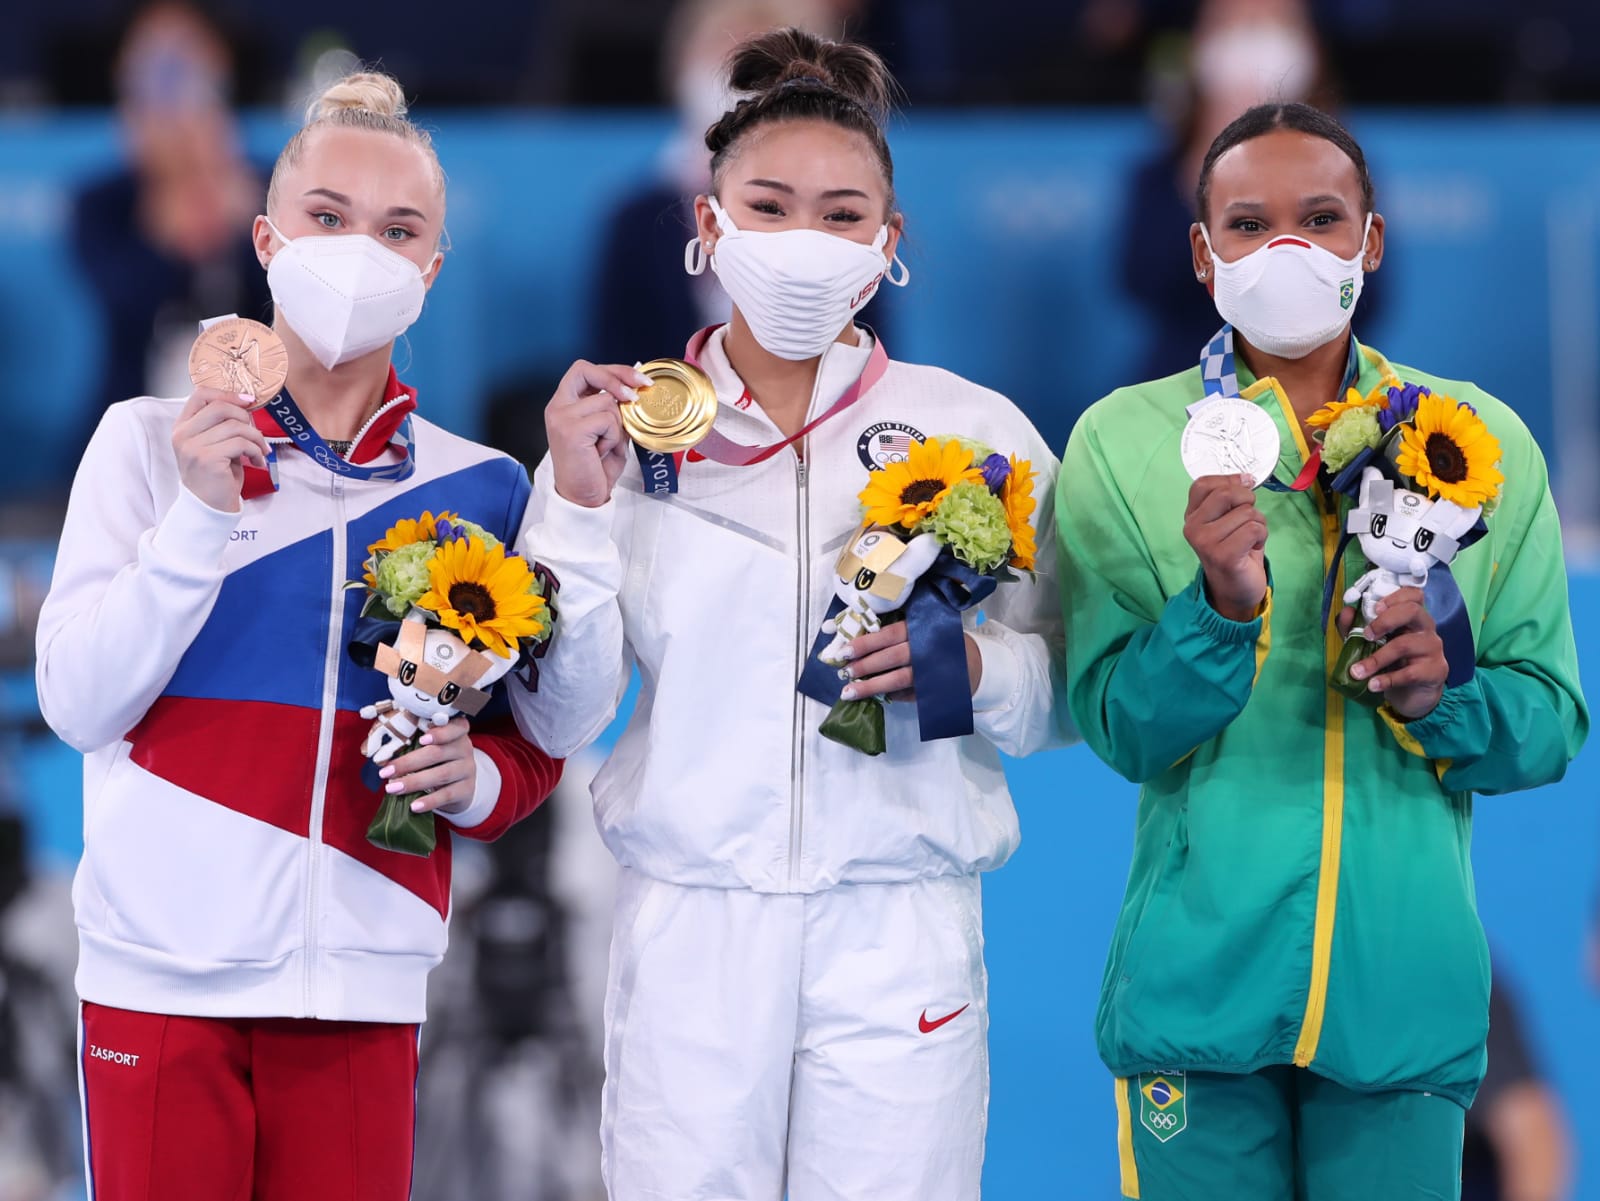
left=0, top=0, right=1595, bottom=1197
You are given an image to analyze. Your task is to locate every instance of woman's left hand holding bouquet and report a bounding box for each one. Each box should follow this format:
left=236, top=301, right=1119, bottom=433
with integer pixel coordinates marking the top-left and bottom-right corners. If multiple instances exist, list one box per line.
left=376, top=716, right=479, bottom=815
left=839, top=625, right=983, bottom=703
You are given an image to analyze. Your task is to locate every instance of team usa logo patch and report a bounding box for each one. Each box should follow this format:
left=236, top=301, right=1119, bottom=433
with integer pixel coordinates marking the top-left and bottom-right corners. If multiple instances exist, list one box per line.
left=857, top=421, right=924, bottom=470
left=1138, top=1072, right=1188, bottom=1143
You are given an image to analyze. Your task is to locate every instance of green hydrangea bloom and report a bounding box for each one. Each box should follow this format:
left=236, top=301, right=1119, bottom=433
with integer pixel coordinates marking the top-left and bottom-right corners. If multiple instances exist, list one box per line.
left=374, top=541, right=436, bottom=617
left=925, top=481, right=1012, bottom=572
left=449, top=517, right=500, bottom=550
left=1321, top=407, right=1383, bottom=474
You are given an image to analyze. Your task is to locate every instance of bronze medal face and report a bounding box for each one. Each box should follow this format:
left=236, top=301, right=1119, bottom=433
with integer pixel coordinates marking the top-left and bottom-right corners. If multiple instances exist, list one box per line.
left=189, top=318, right=289, bottom=410
left=620, top=359, right=718, bottom=453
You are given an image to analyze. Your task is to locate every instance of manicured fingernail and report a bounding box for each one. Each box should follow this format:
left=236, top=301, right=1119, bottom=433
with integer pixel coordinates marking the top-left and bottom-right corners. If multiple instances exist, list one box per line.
left=420, top=735, right=434, bottom=746
left=632, top=370, right=653, bottom=388
left=1368, top=679, right=1384, bottom=692
left=839, top=646, right=855, bottom=661
left=386, top=781, right=405, bottom=794
left=619, top=386, right=640, bottom=402
left=379, top=766, right=395, bottom=779
left=237, top=392, right=254, bottom=405
left=410, top=801, right=426, bottom=813
left=1349, top=664, right=1366, bottom=680
left=840, top=687, right=858, bottom=701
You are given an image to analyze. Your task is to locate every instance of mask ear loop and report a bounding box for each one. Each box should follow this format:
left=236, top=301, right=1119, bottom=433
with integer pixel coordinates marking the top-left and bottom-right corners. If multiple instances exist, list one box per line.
left=885, top=253, right=911, bottom=287
left=684, top=236, right=710, bottom=276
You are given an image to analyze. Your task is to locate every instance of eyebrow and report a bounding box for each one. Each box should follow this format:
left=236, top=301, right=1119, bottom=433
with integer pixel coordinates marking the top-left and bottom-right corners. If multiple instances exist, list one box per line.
left=302, top=188, right=429, bottom=221
left=1222, top=194, right=1351, bottom=214
left=743, top=178, right=871, bottom=200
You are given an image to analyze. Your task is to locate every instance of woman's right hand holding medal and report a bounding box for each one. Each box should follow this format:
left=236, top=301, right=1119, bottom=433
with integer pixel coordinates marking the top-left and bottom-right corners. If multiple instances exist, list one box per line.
left=545, top=361, right=654, bottom=508
left=1184, top=473, right=1269, bottom=622
left=171, top=387, right=271, bottom=514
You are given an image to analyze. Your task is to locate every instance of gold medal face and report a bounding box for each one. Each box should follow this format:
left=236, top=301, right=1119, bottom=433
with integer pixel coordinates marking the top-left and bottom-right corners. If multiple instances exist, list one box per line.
left=188, top=318, right=288, bottom=410
left=620, top=359, right=718, bottom=453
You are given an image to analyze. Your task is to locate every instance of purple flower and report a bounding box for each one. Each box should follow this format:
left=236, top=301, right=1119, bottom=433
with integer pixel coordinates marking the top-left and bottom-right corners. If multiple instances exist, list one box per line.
left=435, top=518, right=465, bottom=543
left=1376, top=383, right=1430, bottom=433
left=981, top=453, right=1011, bottom=493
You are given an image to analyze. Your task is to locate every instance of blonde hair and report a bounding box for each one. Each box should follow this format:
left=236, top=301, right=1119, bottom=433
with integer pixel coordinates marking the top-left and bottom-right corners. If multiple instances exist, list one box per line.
left=266, top=70, right=446, bottom=214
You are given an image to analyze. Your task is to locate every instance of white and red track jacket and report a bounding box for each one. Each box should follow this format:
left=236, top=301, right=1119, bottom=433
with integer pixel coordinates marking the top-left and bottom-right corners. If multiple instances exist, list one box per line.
left=36, top=371, right=560, bottom=1024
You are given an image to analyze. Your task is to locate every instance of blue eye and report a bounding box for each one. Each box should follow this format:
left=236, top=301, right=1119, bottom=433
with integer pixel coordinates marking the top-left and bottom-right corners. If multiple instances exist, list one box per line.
left=315, top=211, right=341, bottom=229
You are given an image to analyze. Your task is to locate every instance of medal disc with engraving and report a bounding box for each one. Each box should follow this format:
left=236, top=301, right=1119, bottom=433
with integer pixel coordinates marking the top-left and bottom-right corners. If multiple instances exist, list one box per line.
left=620, top=359, right=718, bottom=454
left=189, top=318, right=288, bottom=410
left=1180, top=398, right=1282, bottom=487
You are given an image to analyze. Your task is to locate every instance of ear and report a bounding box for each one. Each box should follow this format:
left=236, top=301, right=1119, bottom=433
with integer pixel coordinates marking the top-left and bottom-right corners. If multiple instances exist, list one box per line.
left=1363, top=212, right=1386, bottom=272
left=252, top=214, right=277, bottom=270
left=475, top=651, right=517, bottom=688
left=1426, top=498, right=1482, bottom=540
left=422, top=250, right=445, bottom=293
left=693, top=194, right=720, bottom=257
left=883, top=211, right=904, bottom=264
left=902, top=531, right=942, bottom=575
left=1190, top=223, right=1215, bottom=297
left=1358, top=465, right=1391, bottom=511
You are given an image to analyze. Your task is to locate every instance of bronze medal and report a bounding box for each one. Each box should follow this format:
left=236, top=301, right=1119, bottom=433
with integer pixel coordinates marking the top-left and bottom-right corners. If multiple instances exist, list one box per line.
left=189, top=317, right=289, bottom=410
left=619, top=359, right=718, bottom=454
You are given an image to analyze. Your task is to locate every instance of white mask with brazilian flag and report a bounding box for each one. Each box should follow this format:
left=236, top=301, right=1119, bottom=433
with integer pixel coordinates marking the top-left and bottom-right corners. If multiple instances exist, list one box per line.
left=1201, top=213, right=1372, bottom=360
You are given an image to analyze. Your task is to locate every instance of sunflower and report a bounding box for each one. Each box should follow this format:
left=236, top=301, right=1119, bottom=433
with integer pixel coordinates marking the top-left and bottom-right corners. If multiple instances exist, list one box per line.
left=1001, top=454, right=1038, bottom=571
left=859, top=437, right=983, bottom=529
left=1395, top=393, right=1504, bottom=508
left=364, top=510, right=453, bottom=588
left=1307, top=386, right=1386, bottom=431
left=417, top=536, right=548, bottom=658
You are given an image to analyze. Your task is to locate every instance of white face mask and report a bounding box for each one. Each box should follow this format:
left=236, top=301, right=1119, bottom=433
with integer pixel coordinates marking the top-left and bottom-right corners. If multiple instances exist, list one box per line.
left=1201, top=214, right=1371, bottom=360
left=264, top=219, right=437, bottom=370
left=685, top=197, right=909, bottom=361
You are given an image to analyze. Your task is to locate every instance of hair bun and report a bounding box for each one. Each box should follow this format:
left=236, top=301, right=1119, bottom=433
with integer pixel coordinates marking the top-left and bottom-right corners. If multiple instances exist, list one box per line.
left=726, top=28, right=895, bottom=126
left=306, top=70, right=408, bottom=124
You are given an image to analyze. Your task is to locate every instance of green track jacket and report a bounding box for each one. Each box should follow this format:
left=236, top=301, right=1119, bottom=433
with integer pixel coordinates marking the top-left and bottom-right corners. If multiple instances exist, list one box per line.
left=1057, top=342, right=1587, bottom=1106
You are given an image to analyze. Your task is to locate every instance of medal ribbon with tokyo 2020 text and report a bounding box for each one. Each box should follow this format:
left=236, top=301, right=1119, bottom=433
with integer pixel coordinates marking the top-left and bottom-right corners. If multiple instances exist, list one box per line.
left=633, top=324, right=890, bottom=495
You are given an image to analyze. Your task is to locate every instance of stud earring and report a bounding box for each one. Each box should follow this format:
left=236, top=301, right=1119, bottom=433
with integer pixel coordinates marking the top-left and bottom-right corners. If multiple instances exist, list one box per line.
left=1196, top=269, right=1209, bottom=280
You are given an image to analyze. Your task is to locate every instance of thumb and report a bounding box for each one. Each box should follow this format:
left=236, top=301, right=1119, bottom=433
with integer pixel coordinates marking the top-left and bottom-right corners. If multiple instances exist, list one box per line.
left=1336, top=605, right=1357, bottom=638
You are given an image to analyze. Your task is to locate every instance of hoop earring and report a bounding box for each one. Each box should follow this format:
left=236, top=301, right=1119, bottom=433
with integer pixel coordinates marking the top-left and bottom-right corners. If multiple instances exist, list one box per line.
left=684, top=237, right=709, bottom=276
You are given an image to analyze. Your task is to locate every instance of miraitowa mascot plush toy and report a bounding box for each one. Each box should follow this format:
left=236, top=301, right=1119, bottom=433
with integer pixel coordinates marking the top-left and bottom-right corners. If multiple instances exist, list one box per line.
left=359, top=613, right=517, bottom=854
left=1333, top=465, right=1482, bottom=699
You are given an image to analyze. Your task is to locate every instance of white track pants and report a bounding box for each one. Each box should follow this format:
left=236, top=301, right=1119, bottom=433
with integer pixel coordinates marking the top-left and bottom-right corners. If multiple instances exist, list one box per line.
left=600, top=868, right=989, bottom=1201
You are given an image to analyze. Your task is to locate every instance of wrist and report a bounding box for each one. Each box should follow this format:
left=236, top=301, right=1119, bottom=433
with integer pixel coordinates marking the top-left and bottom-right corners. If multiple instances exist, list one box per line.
left=1203, top=577, right=1263, bottom=623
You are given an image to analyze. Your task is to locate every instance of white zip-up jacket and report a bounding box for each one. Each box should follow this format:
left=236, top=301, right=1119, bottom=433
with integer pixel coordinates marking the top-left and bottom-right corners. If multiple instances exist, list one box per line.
left=37, top=375, right=559, bottom=1023
left=521, top=327, right=1074, bottom=893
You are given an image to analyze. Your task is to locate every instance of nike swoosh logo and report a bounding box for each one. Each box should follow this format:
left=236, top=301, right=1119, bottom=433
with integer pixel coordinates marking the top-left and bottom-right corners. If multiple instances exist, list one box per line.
left=918, top=1004, right=970, bottom=1034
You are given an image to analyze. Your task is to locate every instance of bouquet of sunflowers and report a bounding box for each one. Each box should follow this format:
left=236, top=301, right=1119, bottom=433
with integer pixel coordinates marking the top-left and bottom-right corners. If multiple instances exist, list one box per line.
left=1307, top=382, right=1503, bottom=702
left=347, top=511, right=554, bottom=856
left=801, top=436, right=1038, bottom=755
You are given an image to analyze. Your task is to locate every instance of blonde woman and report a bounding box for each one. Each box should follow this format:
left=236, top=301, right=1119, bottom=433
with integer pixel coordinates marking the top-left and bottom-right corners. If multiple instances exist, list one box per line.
left=37, top=71, right=559, bottom=1200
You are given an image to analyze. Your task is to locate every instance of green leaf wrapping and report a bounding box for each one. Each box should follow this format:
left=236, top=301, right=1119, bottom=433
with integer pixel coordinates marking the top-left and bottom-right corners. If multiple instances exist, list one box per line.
left=819, top=696, right=887, bottom=756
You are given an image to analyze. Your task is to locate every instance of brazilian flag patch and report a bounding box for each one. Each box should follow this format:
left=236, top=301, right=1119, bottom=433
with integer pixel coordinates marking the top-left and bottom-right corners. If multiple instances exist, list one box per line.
left=1138, top=1072, right=1188, bottom=1143
left=1339, top=278, right=1356, bottom=310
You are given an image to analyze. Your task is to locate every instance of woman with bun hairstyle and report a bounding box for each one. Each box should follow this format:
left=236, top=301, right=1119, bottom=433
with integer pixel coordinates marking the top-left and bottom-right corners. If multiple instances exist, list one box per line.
left=36, top=71, right=560, bottom=1199
left=523, top=28, right=1072, bottom=1201
left=1058, top=103, right=1585, bottom=1199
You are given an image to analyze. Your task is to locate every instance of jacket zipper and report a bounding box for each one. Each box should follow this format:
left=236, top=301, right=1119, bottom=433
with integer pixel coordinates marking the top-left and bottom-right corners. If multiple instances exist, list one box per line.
left=303, top=469, right=348, bottom=1014
left=1259, top=379, right=1347, bottom=1068
left=788, top=452, right=810, bottom=887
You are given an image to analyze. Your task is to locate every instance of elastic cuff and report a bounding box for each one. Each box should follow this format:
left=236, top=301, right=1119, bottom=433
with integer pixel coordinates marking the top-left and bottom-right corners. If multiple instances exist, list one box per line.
left=1181, top=568, right=1267, bottom=646
left=1378, top=705, right=1429, bottom=758
left=439, top=749, right=501, bottom=830
left=970, top=631, right=1020, bottom=712
left=149, top=485, right=242, bottom=576
left=1397, top=678, right=1480, bottom=756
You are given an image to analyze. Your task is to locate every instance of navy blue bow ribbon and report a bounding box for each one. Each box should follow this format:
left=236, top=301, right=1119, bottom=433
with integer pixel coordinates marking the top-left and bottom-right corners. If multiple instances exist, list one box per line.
left=797, top=548, right=998, bottom=743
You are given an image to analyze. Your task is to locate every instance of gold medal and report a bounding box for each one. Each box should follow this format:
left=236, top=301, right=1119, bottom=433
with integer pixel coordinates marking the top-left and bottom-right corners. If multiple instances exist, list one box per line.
left=189, top=318, right=288, bottom=410
left=619, top=359, right=718, bottom=453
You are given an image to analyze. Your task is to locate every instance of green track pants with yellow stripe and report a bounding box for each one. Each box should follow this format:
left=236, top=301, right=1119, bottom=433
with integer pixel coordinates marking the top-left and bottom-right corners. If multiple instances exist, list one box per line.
left=1114, top=1067, right=1465, bottom=1200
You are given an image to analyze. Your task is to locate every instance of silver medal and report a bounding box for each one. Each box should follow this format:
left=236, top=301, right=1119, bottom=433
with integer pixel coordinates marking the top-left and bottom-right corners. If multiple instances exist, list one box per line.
left=1180, top=398, right=1282, bottom=487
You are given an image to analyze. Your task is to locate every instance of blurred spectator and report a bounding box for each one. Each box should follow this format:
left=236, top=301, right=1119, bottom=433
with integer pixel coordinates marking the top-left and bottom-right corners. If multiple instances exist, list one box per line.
left=589, top=0, right=899, bottom=365
left=1115, top=0, right=1389, bottom=379
left=1461, top=966, right=1573, bottom=1201
left=69, top=0, right=270, bottom=433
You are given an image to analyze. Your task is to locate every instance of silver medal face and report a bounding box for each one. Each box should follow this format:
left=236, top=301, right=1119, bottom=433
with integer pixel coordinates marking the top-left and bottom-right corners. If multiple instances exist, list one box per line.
left=1180, top=398, right=1282, bottom=487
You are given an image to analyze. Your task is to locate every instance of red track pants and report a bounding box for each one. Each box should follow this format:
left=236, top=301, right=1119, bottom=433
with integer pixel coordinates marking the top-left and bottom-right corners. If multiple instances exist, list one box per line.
left=79, top=1002, right=419, bottom=1201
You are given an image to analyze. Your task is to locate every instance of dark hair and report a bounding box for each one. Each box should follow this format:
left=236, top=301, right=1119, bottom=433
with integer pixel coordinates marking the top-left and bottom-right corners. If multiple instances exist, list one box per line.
left=1195, top=102, right=1375, bottom=224
left=707, top=28, right=898, bottom=208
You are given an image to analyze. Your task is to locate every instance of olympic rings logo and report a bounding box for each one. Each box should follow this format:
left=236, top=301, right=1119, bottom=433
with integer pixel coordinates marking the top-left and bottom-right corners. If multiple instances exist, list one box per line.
left=1148, top=1112, right=1180, bottom=1130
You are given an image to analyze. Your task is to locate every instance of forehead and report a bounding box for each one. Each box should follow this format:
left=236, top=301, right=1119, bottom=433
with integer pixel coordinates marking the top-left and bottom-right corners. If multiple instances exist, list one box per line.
left=1209, top=128, right=1363, bottom=208
left=280, top=125, right=441, bottom=215
left=729, top=118, right=887, bottom=194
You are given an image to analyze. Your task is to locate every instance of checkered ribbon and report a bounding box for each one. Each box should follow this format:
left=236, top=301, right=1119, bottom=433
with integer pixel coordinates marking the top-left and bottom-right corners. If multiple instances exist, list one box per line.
left=1187, top=324, right=1240, bottom=418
